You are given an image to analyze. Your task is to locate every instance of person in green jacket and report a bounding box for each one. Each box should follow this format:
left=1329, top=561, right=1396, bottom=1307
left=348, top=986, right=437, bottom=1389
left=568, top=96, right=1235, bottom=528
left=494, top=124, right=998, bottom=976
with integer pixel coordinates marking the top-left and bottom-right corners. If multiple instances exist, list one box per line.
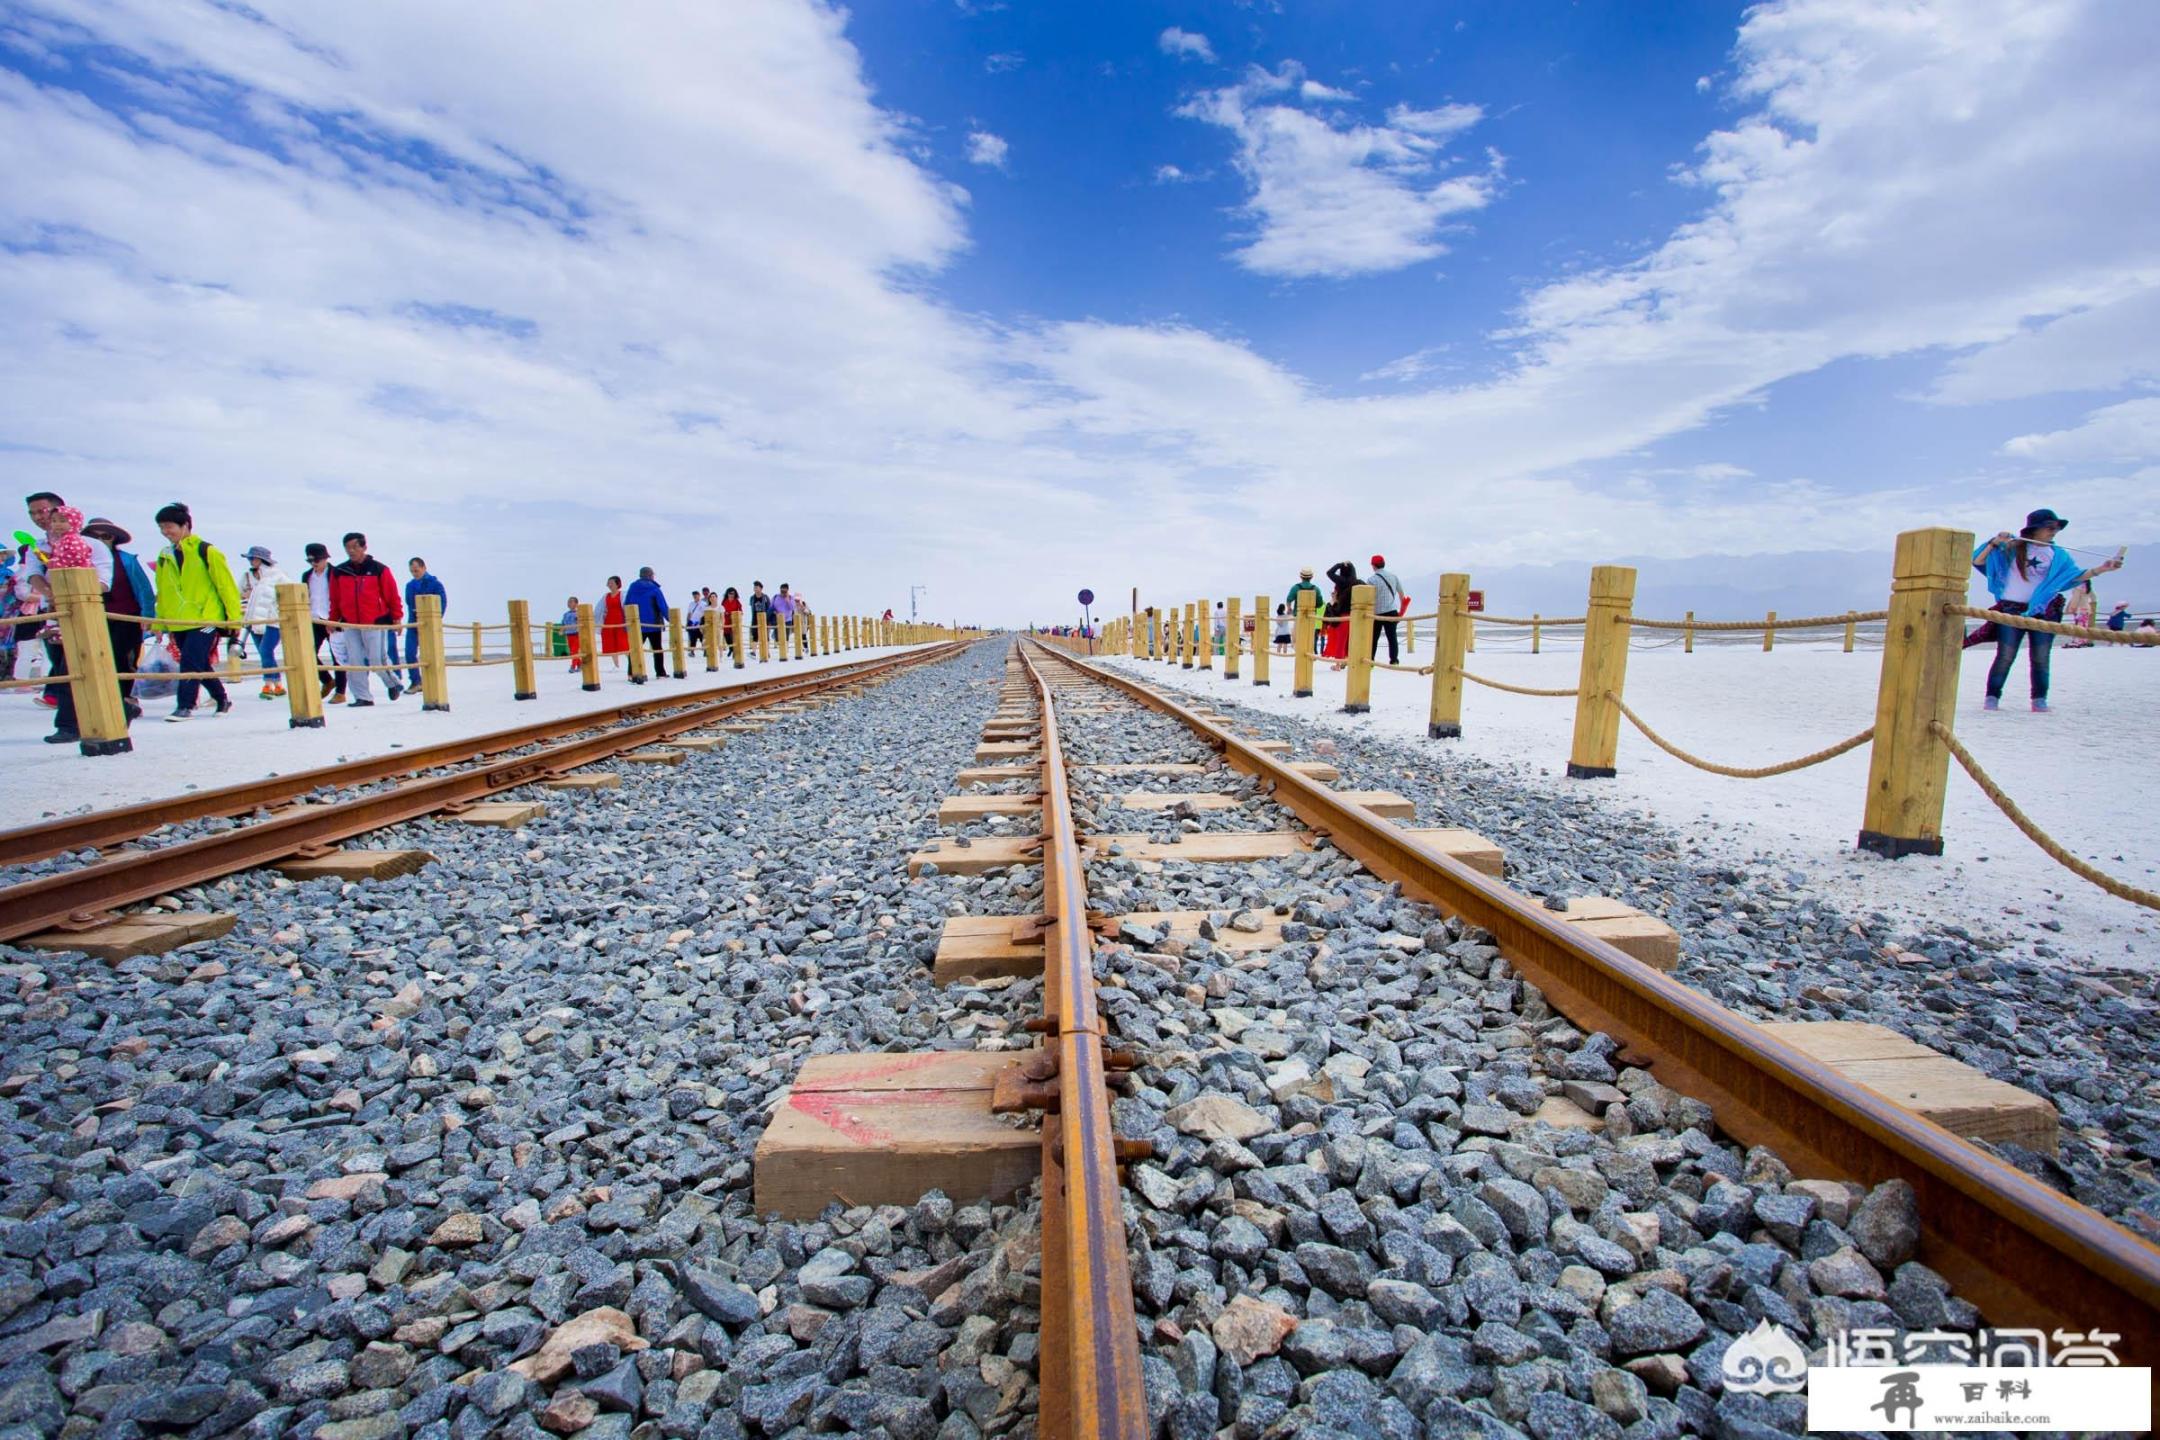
left=153, top=502, right=244, bottom=719
left=1285, top=567, right=1323, bottom=652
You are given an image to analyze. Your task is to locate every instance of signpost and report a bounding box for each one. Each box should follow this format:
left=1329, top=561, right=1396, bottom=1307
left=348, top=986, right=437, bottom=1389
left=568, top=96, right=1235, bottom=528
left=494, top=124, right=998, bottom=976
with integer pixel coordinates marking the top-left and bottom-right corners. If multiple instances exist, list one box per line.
left=1078, top=588, right=1095, bottom=653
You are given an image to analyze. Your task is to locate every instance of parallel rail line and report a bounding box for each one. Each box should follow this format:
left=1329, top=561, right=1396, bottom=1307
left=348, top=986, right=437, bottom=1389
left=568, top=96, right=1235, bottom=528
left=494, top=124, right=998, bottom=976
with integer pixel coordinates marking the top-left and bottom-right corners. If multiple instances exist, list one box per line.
left=0, top=644, right=964, bottom=943
left=1020, top=639, right=2160, bottom=1377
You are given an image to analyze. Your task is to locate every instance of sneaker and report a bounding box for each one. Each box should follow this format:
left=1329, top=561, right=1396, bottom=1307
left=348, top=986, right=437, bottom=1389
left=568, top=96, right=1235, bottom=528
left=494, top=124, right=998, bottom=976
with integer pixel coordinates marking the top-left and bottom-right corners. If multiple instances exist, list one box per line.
left=349, top=698, right=375, bottom=708
left=327, top=693, right=346, bottom=705
left=34, top=694, right=56, bottom=709
left=260, top=686, right=277, bottom=700
left=213, top=700, right=233, bottom=716
left=165, top=709, right=192, bottom=723
left=43, top=730, right=78, bottom=745
left=271, top=684, right=286, bottom=697
left=122, top=701, right=141, bottom=723
left=1982, top=695, right=2000, bottom=711
left=2032, top=698, right=2050, bottom=713
left=386, top=683, right=403, bottom=702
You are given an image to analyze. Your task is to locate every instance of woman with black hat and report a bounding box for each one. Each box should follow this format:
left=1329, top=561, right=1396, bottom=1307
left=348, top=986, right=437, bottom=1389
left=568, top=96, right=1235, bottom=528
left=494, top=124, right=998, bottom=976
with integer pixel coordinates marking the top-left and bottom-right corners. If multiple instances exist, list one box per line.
left=1971, top=507, right=2123, bottom=712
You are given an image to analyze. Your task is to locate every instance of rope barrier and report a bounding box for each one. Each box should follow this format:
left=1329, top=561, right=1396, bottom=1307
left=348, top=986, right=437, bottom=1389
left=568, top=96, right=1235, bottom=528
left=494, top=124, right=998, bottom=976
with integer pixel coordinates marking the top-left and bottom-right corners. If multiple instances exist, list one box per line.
left=1946, top=604, right=2160, bottom=645
left=1479, top=614, right=1586, bottom=627
left=1609, top=692, right=1874, bottom=778
left=1454, top=668, right=1578, bottom=698
left=1932, top=721, right=2160, bottom=911
left=1629, top=610, right=1887, bottom=632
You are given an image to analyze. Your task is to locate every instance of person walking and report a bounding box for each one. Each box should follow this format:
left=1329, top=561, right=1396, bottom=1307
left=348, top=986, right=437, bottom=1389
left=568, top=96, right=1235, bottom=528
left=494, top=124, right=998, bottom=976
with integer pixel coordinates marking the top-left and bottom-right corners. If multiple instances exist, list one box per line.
left=623, top=566, right=671, bottom=678
left=1322, top=560, right=1360, bottom=668
left=773, top=584, right=797, bottom=658
left=328, top=531, right=403, bottom=706
left=720, top=586, right=744, bottom=659
left=152, top=502, right=244, bottom=721
left=1286, top=567, right=1323, bottom=652
left=751, top=582, right=773, bottom=652
left=562, top=596, right=582, bottom=671
left=239, top=545, right=293, bottom=698
left=1970, top=508, right=2124, bottom=712
left=84, top=518, right=152, bottom=724
left=685, top=587, right=709, bottom=633
left=17, top=491, right=68, bottom=711
left=403, top=558, right=446, bottom=689
left=303, top=542, right=346, bottom=704
left=600, top=576, right=629, bottom=668
left=1367, top=554, right=1405, bottom=664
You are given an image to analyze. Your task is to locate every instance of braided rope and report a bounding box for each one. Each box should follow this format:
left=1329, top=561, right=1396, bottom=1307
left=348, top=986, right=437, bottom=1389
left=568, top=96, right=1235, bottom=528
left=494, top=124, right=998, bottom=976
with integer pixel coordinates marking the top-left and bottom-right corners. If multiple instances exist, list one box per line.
left=1478, top=614, right=1586, bottom=626
left=1630, top=610, right=1888, bottom=632
left=1947, top=604, right=2160, bottom=645
left=1931, top=722, right=2160, bottom=910
left=1609, top=693, right=1874, bottom=777
left=1455, top=668, right=1578, bottom=698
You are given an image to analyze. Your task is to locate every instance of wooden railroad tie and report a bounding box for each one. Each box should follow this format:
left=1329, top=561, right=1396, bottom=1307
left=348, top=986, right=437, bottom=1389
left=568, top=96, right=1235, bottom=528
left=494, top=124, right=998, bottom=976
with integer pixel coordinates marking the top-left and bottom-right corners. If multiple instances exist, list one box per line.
left=541, top=773, right=620, bottom=791
left=622, top=748, right=685, bottom=766
left=670, top=735, right=726, bottom=752
left=752, top=1052, right=1038, bottom=1219
left=274, top=849, right=435, bottom=883
left=1558, top=897, right=1681, bottom=970
left=931, top=909, right=1286, bottom=984
left=21, top=911, right=236, bottom=963
left=1758, top=1021, right=2059, bottom=1154
left=937, top=793, right=1043, bottom=824
left=453, top=801, right=546, bottom=828
left=974, top=742, right=1038, bottom=763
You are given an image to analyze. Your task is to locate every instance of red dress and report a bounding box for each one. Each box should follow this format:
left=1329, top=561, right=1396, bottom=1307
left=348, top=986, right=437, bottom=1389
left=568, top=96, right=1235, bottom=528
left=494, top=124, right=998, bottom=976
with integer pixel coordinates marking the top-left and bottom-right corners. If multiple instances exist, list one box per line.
left=1322, top=609, right=1350, bottom=659
left=601, top=591, right=629, bottom=654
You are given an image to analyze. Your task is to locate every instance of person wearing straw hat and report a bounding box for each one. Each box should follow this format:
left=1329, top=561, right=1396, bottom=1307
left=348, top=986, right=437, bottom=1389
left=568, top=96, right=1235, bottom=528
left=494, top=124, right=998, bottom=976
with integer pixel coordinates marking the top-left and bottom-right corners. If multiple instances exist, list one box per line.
left=1286, top=567, right=1322, bottom=653
left=1970, top=507, right=2124, bottom=712
left=239, top=545, right=293, bottom=699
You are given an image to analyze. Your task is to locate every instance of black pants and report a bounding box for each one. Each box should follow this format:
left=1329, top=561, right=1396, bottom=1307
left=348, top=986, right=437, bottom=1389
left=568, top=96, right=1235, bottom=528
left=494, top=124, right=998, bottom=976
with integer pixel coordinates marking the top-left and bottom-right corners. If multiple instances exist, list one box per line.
left=176, top=629, right=229, bottom=712
left=645, top=628, right=669, bottom=676
left=1370, top=619, right=1400, bottom=664
left=313, top=621, right=345, bottom=697
left=52, top=619, right=141, bottom=734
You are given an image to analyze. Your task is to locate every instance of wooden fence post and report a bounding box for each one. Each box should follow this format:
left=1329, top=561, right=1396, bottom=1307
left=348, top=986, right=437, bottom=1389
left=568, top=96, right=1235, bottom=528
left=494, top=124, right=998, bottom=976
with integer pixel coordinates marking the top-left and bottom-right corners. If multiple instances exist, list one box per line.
left=1844, top=616, right=1857, bottom=654
left=1764, top=610, right=1776, bottom=652
left=1251, top=594, right=1271, bottom=687
left=1405, top=608, right=1415, bottom=656
left=508, top=600, right=537, bottom=701
left=1223, top=597, right=1241, bottom=680
left=1684, top=610, right=1695, bottom=654
left=418, top=593, right=451, bottom=711
left=1173, top=605, right=1186, bottom=668
left=1858, top=528, right=1972, bottom=858
left=1429, top=573, right=1469, bottom=738
left=731, top=611, right=747, bottom=669
left=1531, top=614, right=1541, bottom=655
left=1292, top=589, right=1317, bottom=698
left=1343, top=585, right=1375, bottom=713
left=48, top=566, right=130, bottom=755
left=578, top=603, right=601, bottom=691
left=667, top=606, right=687, bottom=678
left=795, top=613, right=808, bottom=660
left=758, top=612, right=772, bottom=663
left=1566, top=565, right=1637, bottom=778
left=276, top=582, right=325, bottom=728
left=702, top=611, right=719, bottom=671
left=625, top=604, right=649, bottom=683
left=1197, top=598, right=1213, bottom=672
left=470, top=620, right=482, bottom=666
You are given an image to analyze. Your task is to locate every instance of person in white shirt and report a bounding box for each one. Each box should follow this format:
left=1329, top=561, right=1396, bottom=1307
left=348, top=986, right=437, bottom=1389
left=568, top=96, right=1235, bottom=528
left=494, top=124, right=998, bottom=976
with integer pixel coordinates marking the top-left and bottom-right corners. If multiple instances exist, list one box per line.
left=239, top=546, right=294, bottom=699
left=303, top=541, right=346, bottom=703
left=1367, top=554, right=1406, bottom=664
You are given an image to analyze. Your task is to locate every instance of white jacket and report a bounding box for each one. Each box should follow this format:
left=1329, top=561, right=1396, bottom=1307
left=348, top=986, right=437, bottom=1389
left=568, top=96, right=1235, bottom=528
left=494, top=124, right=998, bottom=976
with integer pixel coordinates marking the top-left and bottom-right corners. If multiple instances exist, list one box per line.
left=241, top=565, right=295, bottom=629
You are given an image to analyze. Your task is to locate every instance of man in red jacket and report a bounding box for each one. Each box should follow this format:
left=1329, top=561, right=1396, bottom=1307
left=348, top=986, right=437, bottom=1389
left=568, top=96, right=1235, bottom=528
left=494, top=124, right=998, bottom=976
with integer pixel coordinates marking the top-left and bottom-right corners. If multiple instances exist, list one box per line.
left=329, top=531, right=404, bottom=705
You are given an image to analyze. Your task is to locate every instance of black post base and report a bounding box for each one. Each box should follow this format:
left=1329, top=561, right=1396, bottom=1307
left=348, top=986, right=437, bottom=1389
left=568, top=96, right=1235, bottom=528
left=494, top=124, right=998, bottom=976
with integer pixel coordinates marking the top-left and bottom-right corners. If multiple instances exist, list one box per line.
left=630, top=677, right=648, bottom=685
left=1429, top=722, right=1461, bottom=739
left=80, top=736, right=133, bottom=756
left=1253, top=680, right=1270, bottom=687
left=1856, top=830, right=1944, bottom=859
left=582, top=683, right=601, bottom=692
left=423, top=702, right=450, bottom=712
left=1566, top=762, right=1616, bottom=779
left=734, top=664, right=745, bottom=670
left=289, top=717, right=326, bottom=729
left=513, top=692, right=537, bottom=701
left=1342, top=703, right=1370, bottom=714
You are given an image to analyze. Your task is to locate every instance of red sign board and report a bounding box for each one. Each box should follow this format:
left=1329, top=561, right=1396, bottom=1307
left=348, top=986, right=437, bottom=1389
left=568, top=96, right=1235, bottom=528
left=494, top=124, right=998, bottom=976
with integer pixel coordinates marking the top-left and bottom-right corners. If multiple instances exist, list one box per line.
left=1467, top=590, right=1486, bottom=613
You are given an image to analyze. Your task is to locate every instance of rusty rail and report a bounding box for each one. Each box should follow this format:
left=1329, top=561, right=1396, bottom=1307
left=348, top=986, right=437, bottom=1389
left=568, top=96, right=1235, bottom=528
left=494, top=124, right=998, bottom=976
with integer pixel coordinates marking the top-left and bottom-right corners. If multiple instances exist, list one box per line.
left=1014, top=645, right=1148, bottom=1440
left=1025, top=642, right=2160, bottom=1368
left=0, top=644, right=965, bottom=943
left=0, top=647, right=949, bottom=868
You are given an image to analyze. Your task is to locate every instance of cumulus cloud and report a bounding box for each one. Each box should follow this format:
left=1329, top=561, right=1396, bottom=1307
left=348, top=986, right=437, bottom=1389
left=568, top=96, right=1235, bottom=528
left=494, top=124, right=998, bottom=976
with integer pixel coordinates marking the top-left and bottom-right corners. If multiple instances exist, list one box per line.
left=965, top=130, right=1009, bottom=168
left=1158, top=27, right=1215, bottom=63
left=1179, top=63, right=1501, bottom=278
left=2004, top=398, right=2160, bottom=464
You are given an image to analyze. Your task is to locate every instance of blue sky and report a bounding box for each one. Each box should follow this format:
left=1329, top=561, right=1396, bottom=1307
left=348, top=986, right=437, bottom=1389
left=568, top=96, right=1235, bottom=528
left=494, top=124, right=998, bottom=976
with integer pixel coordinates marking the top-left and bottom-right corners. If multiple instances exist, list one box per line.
left=1, top=0, right=2155, bottom=623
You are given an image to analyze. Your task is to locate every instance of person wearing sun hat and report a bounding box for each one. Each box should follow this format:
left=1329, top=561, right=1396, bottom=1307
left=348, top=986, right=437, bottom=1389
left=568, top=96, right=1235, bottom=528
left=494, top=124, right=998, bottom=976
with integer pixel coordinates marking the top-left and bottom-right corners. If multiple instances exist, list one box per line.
left=1367, top=553, right=1406, bottom=664
left=239, top=544, right=294, bottom=699
left=1286, top=567, right=1323, bottom=652
left=1970, top=507, right=2125, bottom=711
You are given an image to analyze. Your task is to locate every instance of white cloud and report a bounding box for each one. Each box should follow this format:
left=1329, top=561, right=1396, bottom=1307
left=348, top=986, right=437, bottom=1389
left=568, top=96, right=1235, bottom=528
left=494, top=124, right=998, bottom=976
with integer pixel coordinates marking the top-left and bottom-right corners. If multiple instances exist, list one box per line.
left=1158, top=27, right=1215, bottom=63
left=965, top=129, right=1009, bottom=168
left=1928, top=285, right=2160, bottom=405
left=1360, top=346, right=1449, bottom=384
left=983, top=51, right=1023, bottom=74
left=1180, top=64, right=1502, bottom=278
left=1153, top=163, right=1191, bottom=183
left=2004, top=398, right=2160, bottom=463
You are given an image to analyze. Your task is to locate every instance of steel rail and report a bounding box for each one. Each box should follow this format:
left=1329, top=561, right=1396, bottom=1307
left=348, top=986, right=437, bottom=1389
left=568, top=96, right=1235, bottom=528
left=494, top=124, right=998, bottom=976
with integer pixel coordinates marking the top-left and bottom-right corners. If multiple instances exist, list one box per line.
left=1025, top=641, right=2160, bottom=1368
left=0, top=644, right=966, bottom=944
left=0, top=649, right=947, bottom=868
left=1014, top=645, right=1148, bottom=1440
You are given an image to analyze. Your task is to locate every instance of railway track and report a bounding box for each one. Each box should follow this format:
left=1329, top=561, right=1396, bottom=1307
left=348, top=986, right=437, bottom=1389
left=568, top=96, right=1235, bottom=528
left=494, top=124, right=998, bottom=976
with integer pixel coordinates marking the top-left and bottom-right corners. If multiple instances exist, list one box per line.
left=965, top=638, right=2160, bottom=1432
left=0, top=643, right=964, bottom=943
left=4, top=634, right=2155, bottom=1436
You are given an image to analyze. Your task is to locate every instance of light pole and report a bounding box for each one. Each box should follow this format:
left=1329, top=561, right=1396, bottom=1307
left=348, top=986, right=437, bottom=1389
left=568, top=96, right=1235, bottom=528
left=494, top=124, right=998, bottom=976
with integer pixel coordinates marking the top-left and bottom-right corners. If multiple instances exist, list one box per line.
left=909, top=584, right=926, bottom=622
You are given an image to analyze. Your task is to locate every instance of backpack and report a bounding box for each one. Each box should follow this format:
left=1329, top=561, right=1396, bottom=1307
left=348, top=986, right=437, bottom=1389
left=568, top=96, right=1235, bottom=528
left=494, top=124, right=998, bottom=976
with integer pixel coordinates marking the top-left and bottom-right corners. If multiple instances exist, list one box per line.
left=113, top=548, right=156, bottom=618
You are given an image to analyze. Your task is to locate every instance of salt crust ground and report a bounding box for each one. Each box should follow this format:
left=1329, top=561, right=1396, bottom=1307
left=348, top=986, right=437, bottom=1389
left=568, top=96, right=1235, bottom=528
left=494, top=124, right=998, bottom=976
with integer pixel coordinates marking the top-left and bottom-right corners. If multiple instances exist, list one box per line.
left=1102, top=638, right=2160, bottom=971
left=0, top=643, right=930, bottom=821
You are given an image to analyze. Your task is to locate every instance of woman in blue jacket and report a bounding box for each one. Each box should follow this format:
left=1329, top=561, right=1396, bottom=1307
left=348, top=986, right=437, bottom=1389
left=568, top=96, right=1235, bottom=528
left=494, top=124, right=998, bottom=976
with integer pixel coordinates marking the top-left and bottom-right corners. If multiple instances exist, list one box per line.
left=1971, top=508, right=2123, bottom=711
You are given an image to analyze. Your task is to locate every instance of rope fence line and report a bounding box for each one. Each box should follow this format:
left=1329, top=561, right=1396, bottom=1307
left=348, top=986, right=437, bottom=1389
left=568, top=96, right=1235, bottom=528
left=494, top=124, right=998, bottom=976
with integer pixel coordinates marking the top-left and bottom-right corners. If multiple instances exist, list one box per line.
left=1455, top=667, right=1578, bottom=698
left=1479, top=613, right=1586, bottom=627
left=1629, top=610, right=1887, bottom=632
left=1946, top=604, right=2160, bottom=645
left=1932, top=721, right=2160, bottom=912
left=1609, top=692, right=1875, bottom=779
